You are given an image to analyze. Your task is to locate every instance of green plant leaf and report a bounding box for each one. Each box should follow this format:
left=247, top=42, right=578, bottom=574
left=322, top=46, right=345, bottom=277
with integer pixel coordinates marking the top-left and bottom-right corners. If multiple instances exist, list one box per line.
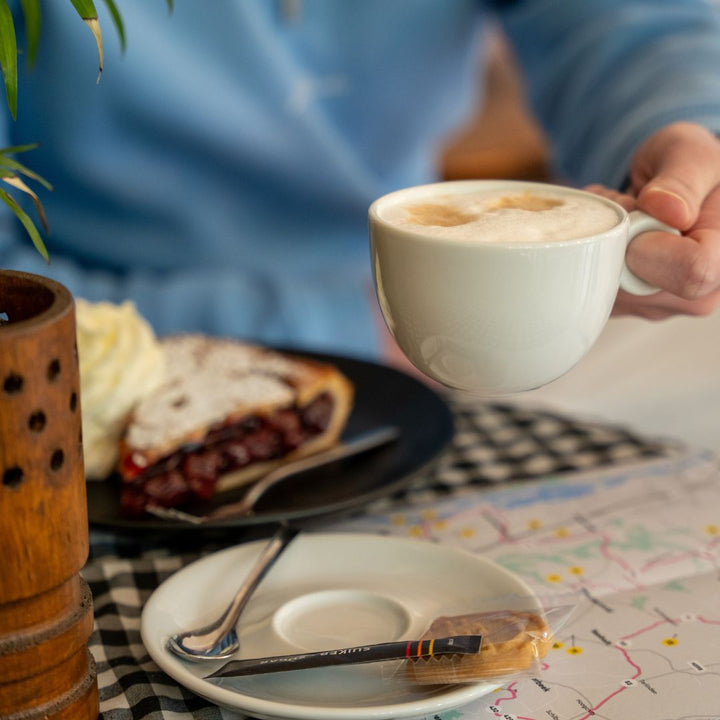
left=0, top=152, right=53, bottom=191
left=69, top=0, right=99, bottom=22
left=1, top=174, right=49, bottom=233
left=102, top=0, right=125, bottom=51
left=20, top=0, right=41, bottom=66
left=0, top=145, right=51, bottom=259
left=0, top=142, right=41, bottom=154
left=70, top=0, right=103, bottom=81
left=0, top=185, right=49, bottom=262
left=0, top=0, right=18, bottom=119
left=0, top=144, right=53, bottom=189
left=166, top=0, right=174, bottom=12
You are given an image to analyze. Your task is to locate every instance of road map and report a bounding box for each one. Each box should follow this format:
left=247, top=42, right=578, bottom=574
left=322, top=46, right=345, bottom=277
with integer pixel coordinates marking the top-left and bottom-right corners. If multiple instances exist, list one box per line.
left=335, top=451, right=720, bottom=720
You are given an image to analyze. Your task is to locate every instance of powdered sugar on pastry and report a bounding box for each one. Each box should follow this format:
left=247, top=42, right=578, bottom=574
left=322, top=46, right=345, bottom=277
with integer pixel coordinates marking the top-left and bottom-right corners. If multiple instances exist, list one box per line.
left=125, top=335, right=312, bottom=452
left=118, top=334, right=354, bottom=515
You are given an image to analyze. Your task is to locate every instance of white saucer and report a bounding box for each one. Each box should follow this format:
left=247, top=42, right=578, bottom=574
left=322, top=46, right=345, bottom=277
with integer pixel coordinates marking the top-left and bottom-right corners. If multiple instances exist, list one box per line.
left=141, top=533, right=541, bottom=720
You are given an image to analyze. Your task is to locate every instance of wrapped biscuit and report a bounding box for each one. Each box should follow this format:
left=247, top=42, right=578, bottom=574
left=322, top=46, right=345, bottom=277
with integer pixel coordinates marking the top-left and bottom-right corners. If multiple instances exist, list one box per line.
left=405, top=609, right=552, bottom=684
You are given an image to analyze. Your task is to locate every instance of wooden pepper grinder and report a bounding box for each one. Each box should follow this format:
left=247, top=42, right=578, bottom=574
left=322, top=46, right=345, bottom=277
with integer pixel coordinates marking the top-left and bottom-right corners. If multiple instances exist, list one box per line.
left=0, top=270, right=98, bottom=719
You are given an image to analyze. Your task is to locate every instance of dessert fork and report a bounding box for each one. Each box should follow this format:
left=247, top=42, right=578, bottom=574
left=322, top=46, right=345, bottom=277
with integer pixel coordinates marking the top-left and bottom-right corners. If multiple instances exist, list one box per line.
left=146, top=425, right=399, bottom=524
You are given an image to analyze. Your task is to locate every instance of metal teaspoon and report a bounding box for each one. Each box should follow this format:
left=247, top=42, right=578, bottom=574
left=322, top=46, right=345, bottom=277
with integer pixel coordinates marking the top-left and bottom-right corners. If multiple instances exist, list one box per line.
left=166, top=523, right=299, bottom=661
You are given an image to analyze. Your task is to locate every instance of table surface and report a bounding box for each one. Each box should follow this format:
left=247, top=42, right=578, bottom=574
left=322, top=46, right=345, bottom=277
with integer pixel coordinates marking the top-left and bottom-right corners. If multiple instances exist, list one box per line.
left=84, top=396, right=696, bottom=720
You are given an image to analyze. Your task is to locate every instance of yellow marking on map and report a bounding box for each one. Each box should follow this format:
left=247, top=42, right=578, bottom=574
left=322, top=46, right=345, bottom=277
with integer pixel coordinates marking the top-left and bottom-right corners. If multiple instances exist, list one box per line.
left=569, top=566, right=584, bottom=575
left=391, top=515, right=406, bottom=526
left=408, top=526, right=423, bottom=537
left=705, top=524, right=719, bottom=535
left=460, top=528, right=476, bottom=539
left=432, top=520, right=448, bottom=531
left=546, top=573, right=563, bottom=583
left=527, top=519, right=543, bottom=530
left=554, top=527, right=570, bottom=537
left=662, top=637, right=679, bottom=646
left=567, top=646, right=583, bottom=655
left=421, top=509, right=436, bottom=520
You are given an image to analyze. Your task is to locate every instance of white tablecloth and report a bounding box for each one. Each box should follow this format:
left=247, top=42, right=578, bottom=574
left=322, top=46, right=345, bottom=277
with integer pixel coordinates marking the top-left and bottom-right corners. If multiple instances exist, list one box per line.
left=512, top=309, right=720, bottom=451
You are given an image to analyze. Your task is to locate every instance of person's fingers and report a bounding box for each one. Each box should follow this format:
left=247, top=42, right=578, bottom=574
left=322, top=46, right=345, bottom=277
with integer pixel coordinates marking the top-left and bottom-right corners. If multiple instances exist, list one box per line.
left=612, top=287, right=720, bottom=319
left=584, top=184, right=637, bottom=212
left=631, top=123, right=720, bottom=230
left=624, top=230, right=720, bottom=299
left=625, top=184, right=720, bottom=299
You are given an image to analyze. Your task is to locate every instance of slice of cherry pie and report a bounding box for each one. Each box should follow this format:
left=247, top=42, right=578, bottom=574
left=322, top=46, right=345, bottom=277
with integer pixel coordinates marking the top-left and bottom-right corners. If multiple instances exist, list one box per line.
left=117, top=335, right=354, bottom=516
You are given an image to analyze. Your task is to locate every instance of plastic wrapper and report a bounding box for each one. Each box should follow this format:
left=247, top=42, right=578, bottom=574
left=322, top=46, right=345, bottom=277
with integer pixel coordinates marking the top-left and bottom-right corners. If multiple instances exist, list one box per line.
left=398, top=606, right=564, bottom=685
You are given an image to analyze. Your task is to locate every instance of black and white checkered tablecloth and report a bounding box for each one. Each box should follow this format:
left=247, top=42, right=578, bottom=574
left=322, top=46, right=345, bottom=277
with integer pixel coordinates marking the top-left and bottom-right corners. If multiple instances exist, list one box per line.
left=84, top=398, right=678, bottom=720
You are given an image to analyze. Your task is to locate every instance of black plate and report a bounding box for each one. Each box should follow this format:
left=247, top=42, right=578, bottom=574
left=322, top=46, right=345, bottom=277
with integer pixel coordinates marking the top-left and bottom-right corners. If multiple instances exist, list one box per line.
left=85, top=351, right=454, bottom=533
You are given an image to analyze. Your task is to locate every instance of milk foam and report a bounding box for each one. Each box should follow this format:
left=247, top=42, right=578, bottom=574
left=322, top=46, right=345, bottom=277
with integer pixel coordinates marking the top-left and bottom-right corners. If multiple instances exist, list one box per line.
left=382, top=189, right=619, bottom=243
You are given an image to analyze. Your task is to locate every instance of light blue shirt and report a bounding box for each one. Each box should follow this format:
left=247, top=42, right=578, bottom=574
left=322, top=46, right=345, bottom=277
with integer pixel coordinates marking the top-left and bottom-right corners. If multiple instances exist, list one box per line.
left=3, top=0, right=720, bottom=359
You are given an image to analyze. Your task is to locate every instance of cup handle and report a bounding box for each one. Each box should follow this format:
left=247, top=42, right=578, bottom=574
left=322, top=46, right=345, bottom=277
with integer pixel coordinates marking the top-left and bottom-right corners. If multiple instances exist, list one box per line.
left=619, top=210, right=681, bottom=296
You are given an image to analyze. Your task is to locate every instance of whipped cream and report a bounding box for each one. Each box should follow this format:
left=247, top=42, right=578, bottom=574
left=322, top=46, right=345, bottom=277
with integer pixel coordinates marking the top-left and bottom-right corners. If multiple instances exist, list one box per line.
left=76, top=299, right=166, bottom=478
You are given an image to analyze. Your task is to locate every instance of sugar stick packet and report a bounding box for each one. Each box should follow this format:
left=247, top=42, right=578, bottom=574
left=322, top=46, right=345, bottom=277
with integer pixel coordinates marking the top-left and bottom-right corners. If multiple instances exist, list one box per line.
left=205, top=635, right=482, bottom=679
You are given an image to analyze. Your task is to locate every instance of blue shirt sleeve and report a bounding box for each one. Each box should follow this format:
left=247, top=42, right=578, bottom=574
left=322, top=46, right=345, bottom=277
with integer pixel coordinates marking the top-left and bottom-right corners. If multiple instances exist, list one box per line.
left=494, top=0, right=720, bottom=188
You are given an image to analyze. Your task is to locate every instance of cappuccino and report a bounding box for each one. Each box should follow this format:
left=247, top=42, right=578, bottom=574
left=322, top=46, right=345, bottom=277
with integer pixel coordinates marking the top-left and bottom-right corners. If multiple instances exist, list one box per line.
left=379, top=188, right=619, bottom=243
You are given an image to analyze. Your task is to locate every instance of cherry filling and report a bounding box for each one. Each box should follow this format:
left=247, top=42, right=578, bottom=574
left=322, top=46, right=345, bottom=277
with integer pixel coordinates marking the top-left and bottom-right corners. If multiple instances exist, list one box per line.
left=120, top=393, right=334, bottom=517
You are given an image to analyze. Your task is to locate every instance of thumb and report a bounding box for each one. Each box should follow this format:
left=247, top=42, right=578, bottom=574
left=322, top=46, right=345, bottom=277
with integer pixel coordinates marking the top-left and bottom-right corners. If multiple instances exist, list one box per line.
left=632, top=123, right=720, bottom=231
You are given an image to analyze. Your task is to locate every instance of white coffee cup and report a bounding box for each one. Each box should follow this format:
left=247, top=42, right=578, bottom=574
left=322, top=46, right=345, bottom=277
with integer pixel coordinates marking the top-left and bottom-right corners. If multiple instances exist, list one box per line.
left=369, top=179, right=678, bottom=394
